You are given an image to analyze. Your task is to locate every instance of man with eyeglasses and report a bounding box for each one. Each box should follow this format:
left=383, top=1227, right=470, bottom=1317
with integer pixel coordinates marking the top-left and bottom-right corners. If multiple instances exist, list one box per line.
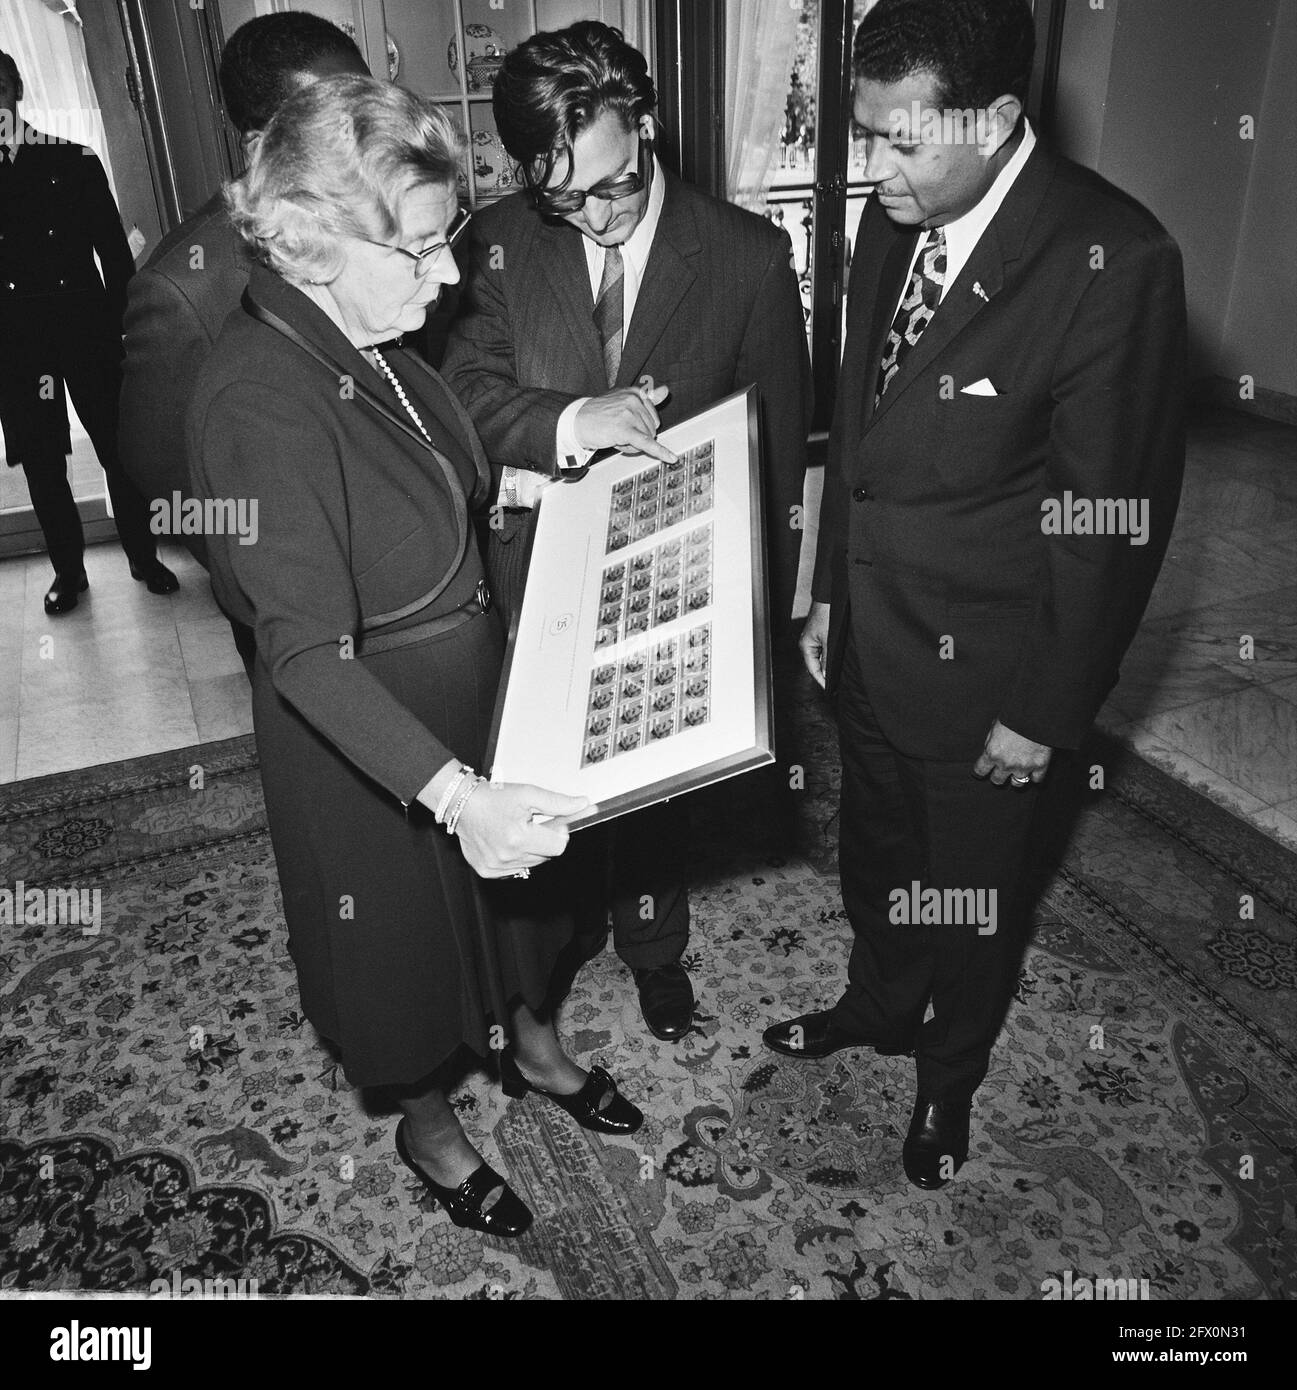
left=118, top=12, right=368, bottom=669
left=443, top=20, right=812, bottom=1044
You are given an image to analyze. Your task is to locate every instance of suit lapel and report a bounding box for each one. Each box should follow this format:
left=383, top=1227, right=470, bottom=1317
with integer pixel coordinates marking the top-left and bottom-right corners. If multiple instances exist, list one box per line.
left=619, top=175, right=700, bottom=386
left=865, top=142, right=1057, bottom=430
left=340, top=353, right=439, bottom=456
left=403, top=357, right=493, bottom=503
left=859, top=217, right=920, bottom=434
left=244, top=269, right=449, bottom=462
left=536, top=218, right=607, bottom=386
left=867, top=231, right=1004, bottom=428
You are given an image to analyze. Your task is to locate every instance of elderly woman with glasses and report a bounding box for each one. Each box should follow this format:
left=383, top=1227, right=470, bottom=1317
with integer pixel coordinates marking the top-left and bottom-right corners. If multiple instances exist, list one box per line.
left=189, top=74, right=643, bottom=1239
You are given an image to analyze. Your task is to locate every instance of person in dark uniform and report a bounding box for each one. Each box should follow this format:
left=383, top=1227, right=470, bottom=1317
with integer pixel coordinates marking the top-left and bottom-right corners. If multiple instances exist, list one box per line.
left=118, top=11, right=368, bottom=669
left=0, top=49, right=176, bottom=615
left=191, top=75, right=643, bottom=1237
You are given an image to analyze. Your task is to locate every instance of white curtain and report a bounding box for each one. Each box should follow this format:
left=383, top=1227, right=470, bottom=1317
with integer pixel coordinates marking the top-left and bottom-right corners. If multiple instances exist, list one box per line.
left=0, top=0, right=113, bottom=194
left=724, top=0, right=800, bottom=211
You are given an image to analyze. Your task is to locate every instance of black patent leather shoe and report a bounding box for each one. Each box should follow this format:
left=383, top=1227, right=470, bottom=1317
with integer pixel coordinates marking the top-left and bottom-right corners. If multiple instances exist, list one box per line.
left=499, top=1049, right=643, bottom=1135
left=632, top=963, right=695, bottom=1040
left=394, top=1118, right=532, bottom=1237
left=901, top=1096, right=971, bottom=1190
left=129, top=558, right=179, bottom=594
left=763, top=1010, right=916, bottom=1059
left=44, top=571, right=88, bottom=615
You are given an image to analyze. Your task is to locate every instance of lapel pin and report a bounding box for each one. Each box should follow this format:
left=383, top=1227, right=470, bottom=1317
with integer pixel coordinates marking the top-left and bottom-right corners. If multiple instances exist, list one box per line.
left=972, top=282, right=989, bottom=302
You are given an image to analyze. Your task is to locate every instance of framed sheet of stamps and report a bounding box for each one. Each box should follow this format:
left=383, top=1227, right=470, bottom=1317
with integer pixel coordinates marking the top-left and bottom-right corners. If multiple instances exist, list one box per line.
left=486, top=386, right=773, bottom=831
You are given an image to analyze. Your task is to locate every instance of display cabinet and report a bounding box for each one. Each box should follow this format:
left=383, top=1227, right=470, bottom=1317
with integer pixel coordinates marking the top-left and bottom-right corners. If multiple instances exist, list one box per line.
left=232, top=0, right=652, bottom=206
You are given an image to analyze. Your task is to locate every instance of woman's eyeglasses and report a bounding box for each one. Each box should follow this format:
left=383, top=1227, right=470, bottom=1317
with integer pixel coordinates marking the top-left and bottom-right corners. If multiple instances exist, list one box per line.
left=530, top=138, right=652, bottom=216
left=359, top=206, right=472, bottom=274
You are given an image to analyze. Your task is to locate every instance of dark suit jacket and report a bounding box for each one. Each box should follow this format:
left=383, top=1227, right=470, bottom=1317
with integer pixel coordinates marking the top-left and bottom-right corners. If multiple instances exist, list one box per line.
left=814, top=143, right=1186, bottom=759
left=118, top=192, right=253, bottom=563
left=0, top=133, right=134, bottom=464
left=188, top=264, right=493, bottom=805
left=441, top=171, right=813, bottom=621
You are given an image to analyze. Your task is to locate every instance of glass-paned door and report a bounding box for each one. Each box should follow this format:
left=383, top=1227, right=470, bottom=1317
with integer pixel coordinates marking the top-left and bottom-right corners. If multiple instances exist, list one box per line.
left=733, top=0, right=874, bottom=432
left=842, top=0, right=877, bottom=345
left=766, top=0, right=820, bottom=371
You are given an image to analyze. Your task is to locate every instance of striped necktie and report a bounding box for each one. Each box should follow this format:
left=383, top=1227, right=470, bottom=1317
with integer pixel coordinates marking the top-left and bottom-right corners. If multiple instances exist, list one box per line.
left=593, top=244, right=624, bottom=390
left=875, top=226, right=947, bottom=405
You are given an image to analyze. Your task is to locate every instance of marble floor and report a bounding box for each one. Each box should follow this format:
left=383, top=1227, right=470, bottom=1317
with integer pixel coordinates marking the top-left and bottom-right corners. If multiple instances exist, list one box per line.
left=0, top=540, right=250, bottom=785
left=1094, top=405, right=1297, bottom=850
left=1, top=403, right=1294, bottom=852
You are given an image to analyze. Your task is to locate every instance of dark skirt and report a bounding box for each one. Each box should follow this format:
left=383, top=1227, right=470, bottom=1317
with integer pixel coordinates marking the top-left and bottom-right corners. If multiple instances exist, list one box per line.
left=252, top=607, right=576, bottom=1088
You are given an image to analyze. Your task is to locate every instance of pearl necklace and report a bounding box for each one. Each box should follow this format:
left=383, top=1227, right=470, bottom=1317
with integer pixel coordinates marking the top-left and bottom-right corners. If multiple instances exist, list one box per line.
left=369, top=348, right=430, bottom=443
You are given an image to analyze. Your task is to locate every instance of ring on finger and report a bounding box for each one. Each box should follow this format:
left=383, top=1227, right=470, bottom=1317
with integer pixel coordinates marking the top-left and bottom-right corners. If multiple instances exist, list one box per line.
left=1009, top=774, right=1030, bottom=786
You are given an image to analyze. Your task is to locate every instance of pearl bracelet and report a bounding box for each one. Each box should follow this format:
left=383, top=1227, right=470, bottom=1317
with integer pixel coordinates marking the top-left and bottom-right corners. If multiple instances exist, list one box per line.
left=445, top=774, right=484, bottom=837
left=434, top=764, right=473, bottom=825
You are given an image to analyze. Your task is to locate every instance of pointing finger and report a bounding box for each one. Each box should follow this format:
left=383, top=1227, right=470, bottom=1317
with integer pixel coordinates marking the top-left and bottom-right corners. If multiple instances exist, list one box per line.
left=623, top=428, right=676, bottom=463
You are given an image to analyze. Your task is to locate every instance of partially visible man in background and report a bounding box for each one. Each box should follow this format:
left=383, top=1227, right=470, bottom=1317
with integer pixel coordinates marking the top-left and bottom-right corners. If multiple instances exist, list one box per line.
left=0, top=49, right=175, bottom=616
left=118, top=11, right=367, bottom=666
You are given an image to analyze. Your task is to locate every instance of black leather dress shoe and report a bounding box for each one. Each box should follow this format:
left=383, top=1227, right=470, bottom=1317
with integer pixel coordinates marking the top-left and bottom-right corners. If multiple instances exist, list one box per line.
left=763, top=1010, right=916, bottom=1060
left=129, top=559, right=179, bottom=594
left=632, top=963, right=695, bottom=1040
left=902, top=1096, right=971, bottom=1190
left=44, top=571, right=88, bottom=615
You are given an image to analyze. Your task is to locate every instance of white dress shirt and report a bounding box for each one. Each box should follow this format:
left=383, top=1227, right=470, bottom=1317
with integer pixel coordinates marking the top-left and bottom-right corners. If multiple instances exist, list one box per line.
left=894, top=118, right=1037, bottom=310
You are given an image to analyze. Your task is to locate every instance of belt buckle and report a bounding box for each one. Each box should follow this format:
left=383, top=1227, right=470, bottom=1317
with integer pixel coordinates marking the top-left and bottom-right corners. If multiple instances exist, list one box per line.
left=475, top=578, right=492, bottom=613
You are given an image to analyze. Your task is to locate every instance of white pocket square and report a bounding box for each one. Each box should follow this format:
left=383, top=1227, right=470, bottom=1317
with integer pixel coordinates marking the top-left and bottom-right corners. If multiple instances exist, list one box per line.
left=961, top=378, right=998, bottom=396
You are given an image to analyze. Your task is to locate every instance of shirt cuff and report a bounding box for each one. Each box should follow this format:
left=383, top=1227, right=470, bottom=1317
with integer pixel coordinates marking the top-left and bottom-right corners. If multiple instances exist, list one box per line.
left=556, top=397, right=595, bottom=471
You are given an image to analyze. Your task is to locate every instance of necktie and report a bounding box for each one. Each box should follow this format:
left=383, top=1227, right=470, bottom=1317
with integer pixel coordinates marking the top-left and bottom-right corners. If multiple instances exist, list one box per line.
left=875, top=226, right=947, bottom=404
left=593, top=244, right=624, bottom=390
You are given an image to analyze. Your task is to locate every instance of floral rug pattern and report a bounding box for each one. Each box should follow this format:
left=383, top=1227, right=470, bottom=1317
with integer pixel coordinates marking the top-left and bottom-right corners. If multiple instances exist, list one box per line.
left=1, top=687, right=1294, bottom=1300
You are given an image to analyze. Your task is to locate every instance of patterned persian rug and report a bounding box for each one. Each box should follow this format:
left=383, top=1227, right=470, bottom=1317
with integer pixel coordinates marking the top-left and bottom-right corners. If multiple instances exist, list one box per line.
left=1, top=676, right=1294, bottom=1301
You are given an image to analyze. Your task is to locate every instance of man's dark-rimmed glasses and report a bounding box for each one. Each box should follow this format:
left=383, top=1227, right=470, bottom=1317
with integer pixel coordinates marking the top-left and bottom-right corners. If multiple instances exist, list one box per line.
left=529, top=137, right=652, bottom=217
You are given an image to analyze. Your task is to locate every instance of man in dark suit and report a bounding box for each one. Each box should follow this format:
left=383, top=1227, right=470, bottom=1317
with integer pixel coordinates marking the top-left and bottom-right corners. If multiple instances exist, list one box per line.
left=118, top=12, right=366, bottom=666
left=442, top=21, right=812, bottom=1041
left=764, top=0, right=1186, bottom=1189
left=0, top=50, right=175, bottom=615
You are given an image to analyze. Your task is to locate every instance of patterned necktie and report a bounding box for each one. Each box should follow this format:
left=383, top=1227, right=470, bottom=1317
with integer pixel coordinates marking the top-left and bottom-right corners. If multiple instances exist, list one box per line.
left=875, top=226, right=947, bottom=404
left=593, top=244, right=624, bottom=389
